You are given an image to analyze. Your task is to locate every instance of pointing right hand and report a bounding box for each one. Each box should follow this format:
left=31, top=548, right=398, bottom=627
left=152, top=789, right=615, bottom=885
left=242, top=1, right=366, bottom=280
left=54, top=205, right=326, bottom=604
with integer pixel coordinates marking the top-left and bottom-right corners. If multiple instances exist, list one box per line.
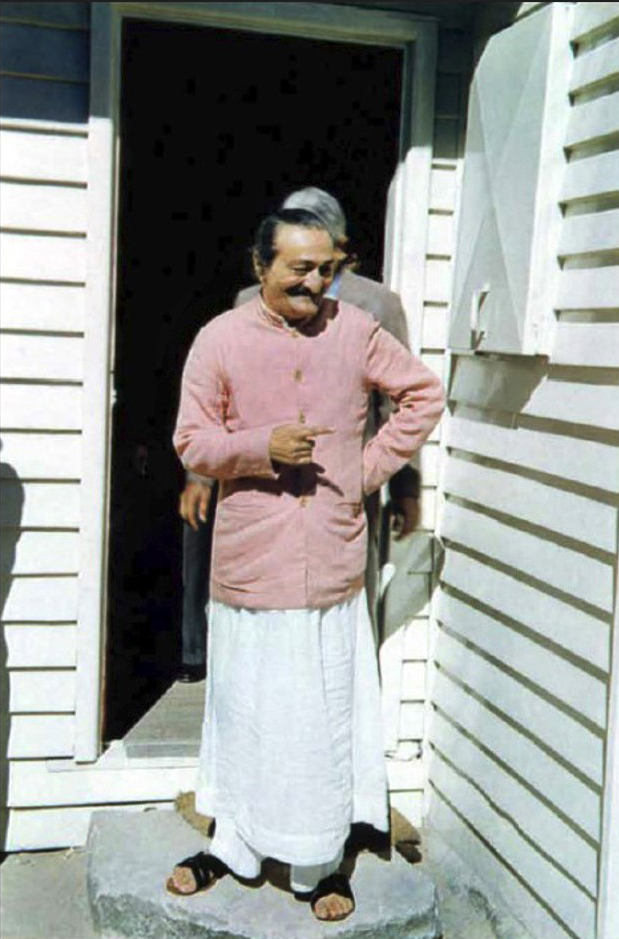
left=269, top=424, right=334, bottom=466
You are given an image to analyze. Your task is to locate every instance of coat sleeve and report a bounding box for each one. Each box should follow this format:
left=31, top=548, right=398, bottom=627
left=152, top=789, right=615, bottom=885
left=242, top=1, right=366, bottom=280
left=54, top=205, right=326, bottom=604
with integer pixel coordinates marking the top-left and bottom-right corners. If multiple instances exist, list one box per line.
left=362, top=323, right=445, bottom=496
left=173, top=326, right=279, bottom=481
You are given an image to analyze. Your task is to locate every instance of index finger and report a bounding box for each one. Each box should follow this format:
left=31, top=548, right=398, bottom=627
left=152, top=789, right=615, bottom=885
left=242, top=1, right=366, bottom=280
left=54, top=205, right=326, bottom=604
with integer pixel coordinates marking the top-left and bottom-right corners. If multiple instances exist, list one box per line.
left=301, top=426, right=335, bottom=438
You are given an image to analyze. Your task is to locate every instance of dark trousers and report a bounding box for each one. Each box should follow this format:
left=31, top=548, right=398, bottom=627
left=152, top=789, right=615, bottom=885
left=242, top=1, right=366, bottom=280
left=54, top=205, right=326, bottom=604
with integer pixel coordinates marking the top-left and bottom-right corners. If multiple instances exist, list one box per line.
left=181, top=517, right=213, bottom=666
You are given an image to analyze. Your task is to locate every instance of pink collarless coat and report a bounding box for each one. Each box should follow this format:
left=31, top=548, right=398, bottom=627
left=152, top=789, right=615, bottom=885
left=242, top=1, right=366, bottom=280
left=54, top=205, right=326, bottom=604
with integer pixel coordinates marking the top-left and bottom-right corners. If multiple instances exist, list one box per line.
left=173, top=295, right=445, bottom=610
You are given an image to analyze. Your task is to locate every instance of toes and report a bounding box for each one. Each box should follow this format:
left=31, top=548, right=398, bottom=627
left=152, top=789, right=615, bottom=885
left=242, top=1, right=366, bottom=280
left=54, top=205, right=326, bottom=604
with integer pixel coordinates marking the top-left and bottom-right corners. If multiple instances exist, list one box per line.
left=172, top=866, right=197, bottom=894
left=315, top=893, right=353, bottom=920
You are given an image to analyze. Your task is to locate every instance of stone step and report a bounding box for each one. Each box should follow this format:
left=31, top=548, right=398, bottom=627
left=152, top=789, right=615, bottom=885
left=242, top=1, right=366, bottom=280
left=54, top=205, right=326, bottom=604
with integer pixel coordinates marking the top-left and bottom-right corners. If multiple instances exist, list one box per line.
left=87, top=809, right=441, bottom=939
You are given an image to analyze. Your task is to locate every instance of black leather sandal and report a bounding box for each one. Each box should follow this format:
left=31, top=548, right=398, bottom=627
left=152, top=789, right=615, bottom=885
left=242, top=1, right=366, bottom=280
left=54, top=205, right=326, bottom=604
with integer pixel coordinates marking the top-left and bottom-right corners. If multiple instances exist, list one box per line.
left=165, top=851, right=228, bottom=897
left=309, top=872, right=355, bottom=922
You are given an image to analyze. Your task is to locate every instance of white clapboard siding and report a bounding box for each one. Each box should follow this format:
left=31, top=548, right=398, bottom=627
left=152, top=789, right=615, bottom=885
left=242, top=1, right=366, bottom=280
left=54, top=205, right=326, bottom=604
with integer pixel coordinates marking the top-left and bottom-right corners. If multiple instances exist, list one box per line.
left=403, top=619, right=430, bottom=660
left=8, top=714, right=75, bottom=759
left=444, top=454, right=617, bottom=554
left=9, top=669, right=76, bottom=713
left=420, top=443, right=440, bottom=486
left=387, top=757, right=424, bottom=792
left=556, top=265, right=619, bottom=310
left=4, top=624, right=77, bottom=667
left=438, top=487, right=606, bottom=629
left=2, top=530, right=80, bottom=574
left=0, top=181, right=87, bottom=232
left=7, top=762, right=199, bottom=808
left=570, top=36, right=619, bottom=95
left=571, top=2, right=619, bottom=45
left=0, top=129, right=87, bottom=183
left=561, top=150, right=619, bottom=205
left=424, top=258, right=452, bottom=304
left=419, top=487, right=438, bottom=531
left=565, top=92, right=619, bottom=150
left=432, top=670, right=601, bottom=839
left=553, top=321, right=619, bottom=368
left=0, top=282, right=85, bottom=332
left=2, top=575, right=78, bottom=622
left=389, top=790, right=423, bottom=827
left=435, top=629, right=604, bottom=785
left=427, top=213, right=454, bottom=256
left=400, top=702, right=425, bottom=739
left=429, top=167, right=457, bottom=211
left=437, top=590, right=606, bottom=727
left=558, top=208, right=619, bottom=258
left=400, top=662, right=427, bottom=701
left=448, top=409, right=619, bottom=491
left=440, top=546, right=610, bottom=671
left=432, top=711, right=598, bottom=894
left=429, top=794, right=585, bottom=939
left=0, top=432, right=81, bottom=480
left=4, top=481, right=81, bottom=528
left=4, top=804, right=174, bottom=852
left=0, top=333, right=83, bottom=381
left=0, top=384, right=82, bottom=430
left=422, top=306, right=448, bottom=349
left=0, top=232, right=86, bottom=282
left=430, top=754, right=596, bottom=939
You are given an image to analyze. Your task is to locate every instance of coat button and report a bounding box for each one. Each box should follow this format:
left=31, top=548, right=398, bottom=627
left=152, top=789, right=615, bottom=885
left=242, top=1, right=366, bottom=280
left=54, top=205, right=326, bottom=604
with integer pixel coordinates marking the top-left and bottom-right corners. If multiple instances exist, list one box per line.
left=299, top=496, right=308, bottom=507
left=299, top=412, right=306, bottom=424
left=293, top=368, right=302, bottom=381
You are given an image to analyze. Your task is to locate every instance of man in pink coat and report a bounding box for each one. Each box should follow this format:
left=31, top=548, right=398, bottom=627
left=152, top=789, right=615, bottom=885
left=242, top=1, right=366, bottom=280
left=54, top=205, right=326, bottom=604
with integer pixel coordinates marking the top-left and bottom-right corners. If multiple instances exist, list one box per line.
left=167, top=208, right=444, bottom=922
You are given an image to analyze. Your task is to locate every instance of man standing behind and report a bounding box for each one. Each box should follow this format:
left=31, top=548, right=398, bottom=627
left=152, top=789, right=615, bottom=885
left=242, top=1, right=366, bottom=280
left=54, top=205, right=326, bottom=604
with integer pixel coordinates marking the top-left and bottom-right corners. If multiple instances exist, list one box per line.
left=167, top=209, right=444, bottom=922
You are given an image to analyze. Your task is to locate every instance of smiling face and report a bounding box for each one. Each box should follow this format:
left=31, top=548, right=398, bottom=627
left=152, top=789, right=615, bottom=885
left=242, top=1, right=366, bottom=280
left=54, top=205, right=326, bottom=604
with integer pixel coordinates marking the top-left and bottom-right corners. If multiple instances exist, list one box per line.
left=255, top=224, right=336, bottom=321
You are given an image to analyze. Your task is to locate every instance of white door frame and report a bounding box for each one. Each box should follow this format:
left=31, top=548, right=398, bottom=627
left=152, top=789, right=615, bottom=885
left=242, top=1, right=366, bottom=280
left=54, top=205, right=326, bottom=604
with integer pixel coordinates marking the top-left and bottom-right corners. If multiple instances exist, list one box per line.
left=76, top=0, right=437, bottom=761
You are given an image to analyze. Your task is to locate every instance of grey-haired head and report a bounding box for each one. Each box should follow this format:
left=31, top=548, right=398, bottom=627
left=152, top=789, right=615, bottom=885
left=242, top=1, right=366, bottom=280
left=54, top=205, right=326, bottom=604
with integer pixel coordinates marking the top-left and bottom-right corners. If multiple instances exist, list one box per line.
left=282, top=187, right=347, bottom=246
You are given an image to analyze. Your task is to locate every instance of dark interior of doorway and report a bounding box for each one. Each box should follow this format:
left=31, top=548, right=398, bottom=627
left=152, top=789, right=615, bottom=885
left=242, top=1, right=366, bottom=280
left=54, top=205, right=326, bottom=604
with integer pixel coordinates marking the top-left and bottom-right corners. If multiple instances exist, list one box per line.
left=104, top=17, right=403, bottom=743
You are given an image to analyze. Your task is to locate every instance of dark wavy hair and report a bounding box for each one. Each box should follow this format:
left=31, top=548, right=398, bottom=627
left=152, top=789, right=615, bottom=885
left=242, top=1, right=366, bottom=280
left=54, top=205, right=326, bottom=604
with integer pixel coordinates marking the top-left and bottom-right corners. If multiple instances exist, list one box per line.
left=252, top=208, right=332, bottom=272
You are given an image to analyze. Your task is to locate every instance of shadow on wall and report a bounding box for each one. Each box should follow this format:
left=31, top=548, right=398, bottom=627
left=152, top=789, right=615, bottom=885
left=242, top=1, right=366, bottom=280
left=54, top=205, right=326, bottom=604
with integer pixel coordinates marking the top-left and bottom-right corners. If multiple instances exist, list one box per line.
left=0, top=455, right=25, bottom=854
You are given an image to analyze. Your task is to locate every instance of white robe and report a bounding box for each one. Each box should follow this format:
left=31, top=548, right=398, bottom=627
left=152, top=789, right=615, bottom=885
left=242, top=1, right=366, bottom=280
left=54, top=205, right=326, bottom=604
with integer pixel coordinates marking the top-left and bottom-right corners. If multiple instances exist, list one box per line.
left=195, top=589, right=388, bottom=868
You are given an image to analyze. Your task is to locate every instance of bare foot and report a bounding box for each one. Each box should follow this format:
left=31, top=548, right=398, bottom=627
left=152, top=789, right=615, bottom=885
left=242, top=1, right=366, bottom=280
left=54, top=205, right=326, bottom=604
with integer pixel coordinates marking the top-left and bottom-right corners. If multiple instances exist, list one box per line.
left=313, top=891, right=354, bottom=921
left=166, top=852, right=226, bottom=896
left=169, top=864, right=199, bottom=894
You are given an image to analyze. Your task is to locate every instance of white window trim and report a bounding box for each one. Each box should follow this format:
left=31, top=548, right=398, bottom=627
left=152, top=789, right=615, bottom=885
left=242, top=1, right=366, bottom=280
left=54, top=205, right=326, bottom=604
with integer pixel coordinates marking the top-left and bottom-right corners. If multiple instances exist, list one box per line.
left=76, top=0, right=437, bottom=761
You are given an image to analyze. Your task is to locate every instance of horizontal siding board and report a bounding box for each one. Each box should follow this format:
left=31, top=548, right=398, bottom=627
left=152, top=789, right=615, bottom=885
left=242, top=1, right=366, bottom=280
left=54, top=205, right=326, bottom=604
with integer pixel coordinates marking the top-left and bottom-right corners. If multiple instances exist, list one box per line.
left=561, top=150, right=619, bottom=204
left=422, top=306, right=448, bottom=349
left=386, top=757, right=424, bottom=792
left=1, top=530, right=80, bottom=574
left=427, top=213, right=454, bottom=256
left=434, top=629, right=604, bottom=784
left=0, top=22, right=89, bottom=82
left=4, top=623, right=76, bottom=666
left=0, top=282, right=85, bottom=332
left=441, top=496, right=615, bottom=615
left=2, top=480, right=80, bottom=528
left=0, top=180, right=87, bottom=231
left=553, top=321, right=619, bottom=367
left=571, top=2, right=619, bottom=43
left=447, top=410, right=619, bottom=492
left=439, top=547, right=610, bottom=671
left=428, top=795, right=579, bottom=939
left=429, top=167, right=457, bottom=211
left=2, top=575, right=78, bottom=621
left=7, top=714, right=74, bottom=758
left=388, top=790, right=423, bottom=828
left=437, top=589, right=607, bottom=727
left=7, top=762, right=199, bottom=808
left=558, top=208, right=619, bottom=258
left=430, top=755, right=596, bottom=939
left=0, top=384, right=82, bottom=430
left=431, top=711, right=598, bottom=894
left=0, top=432, right=81, bottom=480
left=9, top=668, right=76, bottom=712
left=401, top=662, right=426, bottom=701
left=444, top=454, right=617, bottom=554
left=450, top=355, right=619, bottom=429
left=570, top=36, right=619, bottom=94
left=556, top=265, right=619, bottom=311
left=4, top=803, right=172, bottom=852
left=0, top=333, right=83, bottom=381
left=0, top=74, right=89, bottom=124
left=402, top=619, right=430, bottom=660
left=0, top=129, right=87, bottom=183
left=424, top=258, right=452, bottom=303
left=400, top=701, right=425, bottom=739
left=432, top=669, right=601, bottom=840
left=565, top=92, right=619, bottom=149
left=0, top=231, right=86, bottom=282
left=0, top=3, right=90, bottom=28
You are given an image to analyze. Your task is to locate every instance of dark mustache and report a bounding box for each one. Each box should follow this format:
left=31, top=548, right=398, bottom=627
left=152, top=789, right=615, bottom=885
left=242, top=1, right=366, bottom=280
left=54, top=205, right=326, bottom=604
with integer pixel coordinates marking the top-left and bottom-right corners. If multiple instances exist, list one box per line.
left=286, top=286, right=321, bottom=298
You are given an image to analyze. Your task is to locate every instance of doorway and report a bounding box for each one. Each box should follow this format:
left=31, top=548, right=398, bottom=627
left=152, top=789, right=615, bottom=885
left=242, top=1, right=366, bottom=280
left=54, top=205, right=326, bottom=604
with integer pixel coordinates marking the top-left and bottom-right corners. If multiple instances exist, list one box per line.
left=103, top=17, right=403, bottom=742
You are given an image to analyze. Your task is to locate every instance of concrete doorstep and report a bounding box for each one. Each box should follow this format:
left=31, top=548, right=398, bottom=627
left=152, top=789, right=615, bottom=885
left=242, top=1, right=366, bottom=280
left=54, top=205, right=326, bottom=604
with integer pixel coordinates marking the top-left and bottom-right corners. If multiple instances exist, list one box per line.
left=86, top=809, right=442, bottom=939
